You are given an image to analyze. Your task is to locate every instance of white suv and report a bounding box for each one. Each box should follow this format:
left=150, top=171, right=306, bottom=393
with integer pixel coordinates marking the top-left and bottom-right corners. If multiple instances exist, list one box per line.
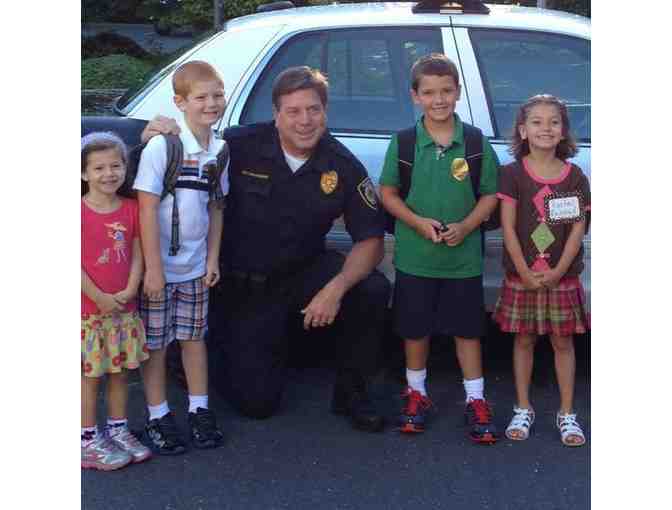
left=87, top=1, right=591, bottom=309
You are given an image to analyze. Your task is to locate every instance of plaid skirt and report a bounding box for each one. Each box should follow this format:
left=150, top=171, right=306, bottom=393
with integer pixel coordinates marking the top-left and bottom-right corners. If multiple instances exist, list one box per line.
left=492, top=275, right=590, bottom=336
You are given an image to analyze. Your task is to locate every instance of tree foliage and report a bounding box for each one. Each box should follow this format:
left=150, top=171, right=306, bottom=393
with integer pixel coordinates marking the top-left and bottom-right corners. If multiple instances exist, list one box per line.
left=82, top=0, right=147, bottom=23
left=138, top=0, right=272, bottom=29
left=482, top=0, right=589, bottom=17
left=83, top=0, right=590, bottom=27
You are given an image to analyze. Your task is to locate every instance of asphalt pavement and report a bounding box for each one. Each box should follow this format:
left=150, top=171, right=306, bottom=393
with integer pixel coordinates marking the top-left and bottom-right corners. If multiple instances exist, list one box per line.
left=82, top=325, right=589, bottom=510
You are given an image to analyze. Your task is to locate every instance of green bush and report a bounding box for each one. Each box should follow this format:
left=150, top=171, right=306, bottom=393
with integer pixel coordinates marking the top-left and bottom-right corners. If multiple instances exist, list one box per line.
left=82, top=55, right=154, bottom=90
left=141, top=0, right=276, bottom=30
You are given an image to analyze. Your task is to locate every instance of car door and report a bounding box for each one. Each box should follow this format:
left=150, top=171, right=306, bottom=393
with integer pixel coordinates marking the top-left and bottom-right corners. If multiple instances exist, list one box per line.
left=451, top=25, right=591, bottom=307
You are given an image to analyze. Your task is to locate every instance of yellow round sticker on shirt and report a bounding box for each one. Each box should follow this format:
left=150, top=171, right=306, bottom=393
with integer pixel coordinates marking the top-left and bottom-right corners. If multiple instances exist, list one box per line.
left=451, top=158, right=469, bottom=181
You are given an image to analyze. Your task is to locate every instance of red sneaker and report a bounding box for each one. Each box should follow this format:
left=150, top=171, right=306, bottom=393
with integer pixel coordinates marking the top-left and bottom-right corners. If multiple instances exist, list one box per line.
left=398, top=387, right=434, bottom=434
left=465, top=398, right=499, bottom=444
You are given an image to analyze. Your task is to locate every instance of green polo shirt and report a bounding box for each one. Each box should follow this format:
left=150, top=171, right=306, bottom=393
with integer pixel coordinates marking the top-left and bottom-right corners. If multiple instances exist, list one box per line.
left=379, top=114, right=499, bottom=278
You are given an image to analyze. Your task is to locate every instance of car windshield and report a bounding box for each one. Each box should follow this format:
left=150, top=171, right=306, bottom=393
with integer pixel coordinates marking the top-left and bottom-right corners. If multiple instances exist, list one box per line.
left=114, top=31, right=220, bottom=116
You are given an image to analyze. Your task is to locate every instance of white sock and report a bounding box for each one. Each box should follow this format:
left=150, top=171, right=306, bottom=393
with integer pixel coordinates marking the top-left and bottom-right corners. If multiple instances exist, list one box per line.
left=81, top=426, right=98, bottom=446
left=188, top=394, right=208, bottom=413
left=463, top=377, right=484, bottom=402
left=406, top=368, right=428, bottom=396
left=147, top=401, right=170, bottom=421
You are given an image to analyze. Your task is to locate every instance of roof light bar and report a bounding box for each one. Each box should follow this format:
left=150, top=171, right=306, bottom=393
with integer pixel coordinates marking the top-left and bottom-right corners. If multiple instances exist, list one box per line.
left=256, top=1, right=296, bottom=14
left=412, top=1, right=490, bottom=15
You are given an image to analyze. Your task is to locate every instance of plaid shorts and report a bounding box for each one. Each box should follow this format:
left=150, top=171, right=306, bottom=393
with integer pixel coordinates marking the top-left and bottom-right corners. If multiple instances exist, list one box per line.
left=492, top=274, right=590, bottom=336
left=139, top=276, right=209, bottom=350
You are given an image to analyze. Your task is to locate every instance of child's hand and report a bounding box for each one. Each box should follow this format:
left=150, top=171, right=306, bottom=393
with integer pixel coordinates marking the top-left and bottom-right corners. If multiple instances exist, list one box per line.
left=521, top=270, right=544, bottom=291
left=113, top=288, right=136, bottom=306
left=143, top=269, right=166, bottom=300
left=96, top=292, right=124, bottom=314
left=412, top=217, right=443, bottom=243
left=539, top=268, right=564, bottom=289
left=441, top=222, right=467, bottom=247
left=203, top=259, right=221, bottom=288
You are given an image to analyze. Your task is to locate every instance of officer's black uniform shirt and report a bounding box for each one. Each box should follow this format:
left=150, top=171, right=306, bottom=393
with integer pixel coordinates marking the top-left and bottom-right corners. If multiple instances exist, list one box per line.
left=220, top=121, right=385, bottom=277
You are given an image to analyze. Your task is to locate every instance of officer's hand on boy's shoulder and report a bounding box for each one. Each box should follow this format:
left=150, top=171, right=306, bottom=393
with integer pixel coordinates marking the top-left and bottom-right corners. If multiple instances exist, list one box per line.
left=141, top=115, right=181, bottom=143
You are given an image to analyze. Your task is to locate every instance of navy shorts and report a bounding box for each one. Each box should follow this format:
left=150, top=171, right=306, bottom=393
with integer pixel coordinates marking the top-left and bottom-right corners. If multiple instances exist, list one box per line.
left=392, top=270, right=486, bottom=340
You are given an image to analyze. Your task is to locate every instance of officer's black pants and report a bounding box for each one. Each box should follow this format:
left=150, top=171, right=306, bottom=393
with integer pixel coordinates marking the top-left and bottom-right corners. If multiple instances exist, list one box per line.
left=209, top=251, right=390, bottom=419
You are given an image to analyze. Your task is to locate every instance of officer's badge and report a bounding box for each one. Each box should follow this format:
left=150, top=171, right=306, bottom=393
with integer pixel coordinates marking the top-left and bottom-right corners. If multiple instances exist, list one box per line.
left=320, top=171, right=338, bottom=194
left=451, top=158, right=469, bottom=181
left=357, top=177, right=378, bottom=210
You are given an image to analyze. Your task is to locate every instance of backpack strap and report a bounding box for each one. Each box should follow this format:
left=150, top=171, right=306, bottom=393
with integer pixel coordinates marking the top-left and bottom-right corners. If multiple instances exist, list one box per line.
left=384, top=126, right=417, bottom=234
left=210, top=141, right=229, bottom=209
left=396, top=126, right=417, bottom=201
left=462, top=123, right=491, bottom=250
left=462, top=122, right=484, bottom=201
left=463, top=123, right=502, bottom=239
left=161, top=134, right=184, bottom=256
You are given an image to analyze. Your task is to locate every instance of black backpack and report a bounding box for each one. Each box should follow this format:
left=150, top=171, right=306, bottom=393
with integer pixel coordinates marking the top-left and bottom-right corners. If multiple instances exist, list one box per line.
left=127, top=134, right=229, bottom=256
left=383, top=122, right=500, bottom=236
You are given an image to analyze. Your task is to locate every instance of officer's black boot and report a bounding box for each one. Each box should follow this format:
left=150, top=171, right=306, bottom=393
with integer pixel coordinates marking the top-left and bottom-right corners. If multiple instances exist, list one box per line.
left=331, top=370, right=385, bottom=433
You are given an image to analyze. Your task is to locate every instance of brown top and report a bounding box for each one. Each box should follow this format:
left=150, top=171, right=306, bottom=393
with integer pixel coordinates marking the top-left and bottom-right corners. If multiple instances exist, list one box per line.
left=497, top=160, right=591, bottom=277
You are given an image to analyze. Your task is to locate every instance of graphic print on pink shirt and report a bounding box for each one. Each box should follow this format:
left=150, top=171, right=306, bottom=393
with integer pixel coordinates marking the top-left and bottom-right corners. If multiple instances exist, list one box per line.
left=105, top=221, right=128, bottom=263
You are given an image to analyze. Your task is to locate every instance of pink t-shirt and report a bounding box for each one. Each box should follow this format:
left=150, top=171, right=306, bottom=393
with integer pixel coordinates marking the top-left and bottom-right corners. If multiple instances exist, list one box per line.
left=81, top=198, right=140, bottom=315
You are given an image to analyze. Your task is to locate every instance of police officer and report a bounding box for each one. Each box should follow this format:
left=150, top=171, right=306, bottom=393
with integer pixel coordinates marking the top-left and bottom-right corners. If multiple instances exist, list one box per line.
left=142, top=66, right=390, bottom=432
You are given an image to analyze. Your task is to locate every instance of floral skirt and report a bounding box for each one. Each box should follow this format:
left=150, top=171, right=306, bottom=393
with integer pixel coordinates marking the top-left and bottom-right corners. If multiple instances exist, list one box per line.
left=81, top=311, right=149, bottom=378
left=492, top=275, right=590, bottom=336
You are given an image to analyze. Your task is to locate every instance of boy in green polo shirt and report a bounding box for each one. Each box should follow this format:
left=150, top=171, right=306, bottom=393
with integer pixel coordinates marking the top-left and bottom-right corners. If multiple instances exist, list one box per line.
left=379, top=53, right=499, bottom=443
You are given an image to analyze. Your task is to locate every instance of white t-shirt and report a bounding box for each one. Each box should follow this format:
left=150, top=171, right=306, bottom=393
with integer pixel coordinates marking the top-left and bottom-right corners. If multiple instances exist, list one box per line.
left=283, top=150, right=308, bottom=173
left=133, top=117, right=229, bottom=283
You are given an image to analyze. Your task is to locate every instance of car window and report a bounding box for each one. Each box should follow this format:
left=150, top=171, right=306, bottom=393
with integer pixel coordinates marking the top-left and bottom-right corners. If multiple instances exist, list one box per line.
left=469, top=29, right=590, bottom=142
left=241, top=28, right=442, bottom=133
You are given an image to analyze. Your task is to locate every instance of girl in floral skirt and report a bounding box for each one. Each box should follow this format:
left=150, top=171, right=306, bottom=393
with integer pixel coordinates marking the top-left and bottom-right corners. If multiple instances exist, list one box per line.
left=493, top=95, right=590, bottom=447
left=81, top=132, right=151, bottom=469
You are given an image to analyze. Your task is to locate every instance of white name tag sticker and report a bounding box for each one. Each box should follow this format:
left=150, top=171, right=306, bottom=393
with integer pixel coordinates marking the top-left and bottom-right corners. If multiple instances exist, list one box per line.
left=544, top=191, right=585, bottom=225
left=548, top=196, right=580, bottom=220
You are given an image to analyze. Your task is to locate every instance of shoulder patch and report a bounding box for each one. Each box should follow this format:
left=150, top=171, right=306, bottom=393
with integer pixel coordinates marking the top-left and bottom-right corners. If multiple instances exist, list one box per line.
left=357, top=177, right=378, bottom=210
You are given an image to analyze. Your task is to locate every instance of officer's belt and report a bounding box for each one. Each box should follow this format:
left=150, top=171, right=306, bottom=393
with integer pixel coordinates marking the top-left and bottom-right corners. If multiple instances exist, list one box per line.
left=227, top=268, right=294, bottom=290
left=227, top=255, right=319, bottom=290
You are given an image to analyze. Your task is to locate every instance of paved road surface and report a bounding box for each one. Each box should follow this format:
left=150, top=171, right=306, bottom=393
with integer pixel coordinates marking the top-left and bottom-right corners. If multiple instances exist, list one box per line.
left=82, top=329, right=590, bottom=510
